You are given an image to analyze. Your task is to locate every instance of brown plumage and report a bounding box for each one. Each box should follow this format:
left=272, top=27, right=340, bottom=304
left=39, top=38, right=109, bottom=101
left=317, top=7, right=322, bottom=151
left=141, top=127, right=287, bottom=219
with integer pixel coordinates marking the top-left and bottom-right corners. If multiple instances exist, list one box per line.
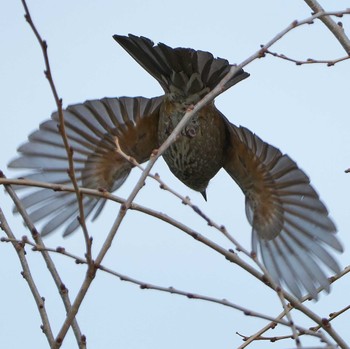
left=8, top=34, right=342, bottom=299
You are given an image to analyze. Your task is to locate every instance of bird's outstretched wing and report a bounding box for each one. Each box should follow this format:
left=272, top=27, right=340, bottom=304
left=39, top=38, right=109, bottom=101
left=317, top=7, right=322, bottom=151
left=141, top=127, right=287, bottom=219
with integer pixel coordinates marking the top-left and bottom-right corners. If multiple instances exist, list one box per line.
left=8, top=96, right=162, bottom=236
left=113, top=34, right=249, bottom=99
left=223, top=123, right=343, bottom=299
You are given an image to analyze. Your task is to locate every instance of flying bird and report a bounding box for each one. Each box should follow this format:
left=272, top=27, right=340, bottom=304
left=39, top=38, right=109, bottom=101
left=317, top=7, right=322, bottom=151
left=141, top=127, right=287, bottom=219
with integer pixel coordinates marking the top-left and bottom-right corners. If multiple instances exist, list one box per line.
left=9, top=34, right=343, bottom=299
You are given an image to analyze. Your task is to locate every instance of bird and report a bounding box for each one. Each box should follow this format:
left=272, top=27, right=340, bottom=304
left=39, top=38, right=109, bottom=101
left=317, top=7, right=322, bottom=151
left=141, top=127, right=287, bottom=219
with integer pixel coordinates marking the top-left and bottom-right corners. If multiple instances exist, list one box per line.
left=8, top=34, right=343, bottom=299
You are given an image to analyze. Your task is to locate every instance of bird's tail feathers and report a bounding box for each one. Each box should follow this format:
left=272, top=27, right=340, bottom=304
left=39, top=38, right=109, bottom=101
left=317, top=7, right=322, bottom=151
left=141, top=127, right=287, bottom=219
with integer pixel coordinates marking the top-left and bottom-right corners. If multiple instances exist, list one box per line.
left=113, top=34, right=249, bottom=99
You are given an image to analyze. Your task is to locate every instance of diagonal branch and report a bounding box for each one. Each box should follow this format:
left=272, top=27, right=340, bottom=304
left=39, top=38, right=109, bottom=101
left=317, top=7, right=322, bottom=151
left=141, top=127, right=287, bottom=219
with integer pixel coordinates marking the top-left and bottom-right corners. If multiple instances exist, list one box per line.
left=304, top=0, right=350, bottom=54
left=20, top=0, right=92, bottom=264
left=0, top=235, right=335, bottom=344
left=0, top=207, right=55, bottom=346
left=1, top=173, right=86, bottom=348
left=265, top=49, right=350, bottom=66
left=238, top=265, right=350, bottom=348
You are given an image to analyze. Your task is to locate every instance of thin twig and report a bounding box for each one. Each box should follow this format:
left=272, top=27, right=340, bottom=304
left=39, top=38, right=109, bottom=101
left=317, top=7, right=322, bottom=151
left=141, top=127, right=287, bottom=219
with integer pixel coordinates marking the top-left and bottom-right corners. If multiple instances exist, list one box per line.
left=238, top=266, right=350, bottom=348
left=117, top=139, right=305, bottom=346
left=19, top=1, right=95, bottom=346
left=304, top=0, right=350, bottom=54
left=237, top=329, right=295, bottom=343
left=0, top=235, right=330, bottom=342
left=2, top=177, right=349, bottom=295
left=20, top=0, right=92, bottom=265
left=0, top=178, right=270, bottom=292
left=2, top=174, right=86, bottom=348
left=310, top=304, right=350, bottom=332
left=0, top=208, right=55, bottom=346
left=2, top=175, right=348, bottom=347
left=265, top=49, right=350, bottom=66
left=117, top=136, right=331, bottom=349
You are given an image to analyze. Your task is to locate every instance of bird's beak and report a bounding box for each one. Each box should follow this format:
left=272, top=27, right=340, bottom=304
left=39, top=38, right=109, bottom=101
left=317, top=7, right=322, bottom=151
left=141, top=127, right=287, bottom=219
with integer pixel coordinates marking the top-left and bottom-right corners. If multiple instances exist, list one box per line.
left=200, top=190, right=207, bottom=201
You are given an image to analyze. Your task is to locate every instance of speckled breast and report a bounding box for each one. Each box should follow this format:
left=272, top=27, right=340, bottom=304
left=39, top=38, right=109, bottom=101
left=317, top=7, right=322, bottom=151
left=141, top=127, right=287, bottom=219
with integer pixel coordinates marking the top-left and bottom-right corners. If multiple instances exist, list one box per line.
left=158, top=101, right=227, bottom=192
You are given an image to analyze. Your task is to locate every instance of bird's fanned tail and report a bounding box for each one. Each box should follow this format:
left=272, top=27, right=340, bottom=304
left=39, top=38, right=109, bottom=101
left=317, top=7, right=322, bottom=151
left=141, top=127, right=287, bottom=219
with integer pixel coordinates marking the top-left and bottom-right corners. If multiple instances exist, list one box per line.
left=113, top=34, right=249, bottom=98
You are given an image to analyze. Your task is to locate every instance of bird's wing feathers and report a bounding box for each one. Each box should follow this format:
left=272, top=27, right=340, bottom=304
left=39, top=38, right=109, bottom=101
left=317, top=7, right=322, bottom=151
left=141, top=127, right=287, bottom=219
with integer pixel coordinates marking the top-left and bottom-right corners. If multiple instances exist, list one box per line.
left=113, top=34, right=249, bottom=98
left=8, top=96, right=162, bottom=236
left=224, top=123, right=342, bottom=299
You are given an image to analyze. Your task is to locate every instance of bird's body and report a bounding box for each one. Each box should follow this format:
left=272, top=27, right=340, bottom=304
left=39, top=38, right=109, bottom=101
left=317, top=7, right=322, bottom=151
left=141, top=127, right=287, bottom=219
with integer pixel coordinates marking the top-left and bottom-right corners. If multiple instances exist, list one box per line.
left=8, top=34, right=343, bottom=299
left=159, top=97, right=227, bottom=194
left=112, top=34, right=248, bottom=194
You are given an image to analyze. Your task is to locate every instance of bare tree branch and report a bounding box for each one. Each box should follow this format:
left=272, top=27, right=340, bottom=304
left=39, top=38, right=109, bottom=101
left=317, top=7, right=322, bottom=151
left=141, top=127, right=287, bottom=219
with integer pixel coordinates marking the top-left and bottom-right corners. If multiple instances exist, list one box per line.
left=20, top=0, right=92, bottom=265
left=265, top=49, right=350, bottom=66
left=0, top=235, right=337, bottom=345
left=238, top=265, right=350, bottom=348
left=0, top=207, right=55, bottom=346
left=1, top=173, right=85, bottom=348
left=2, top=181, right=349, bottom=345
left=304, top=0, right=350, bottom=54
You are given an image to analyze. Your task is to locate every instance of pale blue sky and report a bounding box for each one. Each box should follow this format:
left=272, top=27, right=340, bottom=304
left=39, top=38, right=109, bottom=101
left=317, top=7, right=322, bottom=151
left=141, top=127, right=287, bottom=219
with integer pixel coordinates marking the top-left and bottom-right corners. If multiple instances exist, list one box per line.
left=1, top=1, right=349, bottom=348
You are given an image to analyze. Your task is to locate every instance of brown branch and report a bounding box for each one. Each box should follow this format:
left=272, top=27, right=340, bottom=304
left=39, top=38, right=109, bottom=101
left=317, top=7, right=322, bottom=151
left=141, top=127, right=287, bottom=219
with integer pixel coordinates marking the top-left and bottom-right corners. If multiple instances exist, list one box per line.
left=2, top=177, right=349, bottom=348
left=20, top=0, right=92, bottom=265
left=0, top=235, right=332, bottom=342
left=2, top=174, right=86, bottom=348
left=0, top=177, right=264, bottom=284
left=2, top=177, right=349, bottom=297
left=310, top=304, right=350, bottom=332
left=117, top=139, right=309, bottom=346
left=304, top=0, right=350, bottom=54
left=0, top=208, right=55, bottom=346
left=239, top=301, right=350, bottom=345
left=114, top=146, right=327, bottom=348
left=115, top=140, right=253, bottom=256
left=238, top=266, right=350, bottom=348
left=237, top=330, right=293, bottom=343
left=19, top=1, right=95, bottom=346
left=95, top=267, right=324, bottom=341
left=116, top=145, right=303, bottom=346
left=265, top=49, right=350, bottom=66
